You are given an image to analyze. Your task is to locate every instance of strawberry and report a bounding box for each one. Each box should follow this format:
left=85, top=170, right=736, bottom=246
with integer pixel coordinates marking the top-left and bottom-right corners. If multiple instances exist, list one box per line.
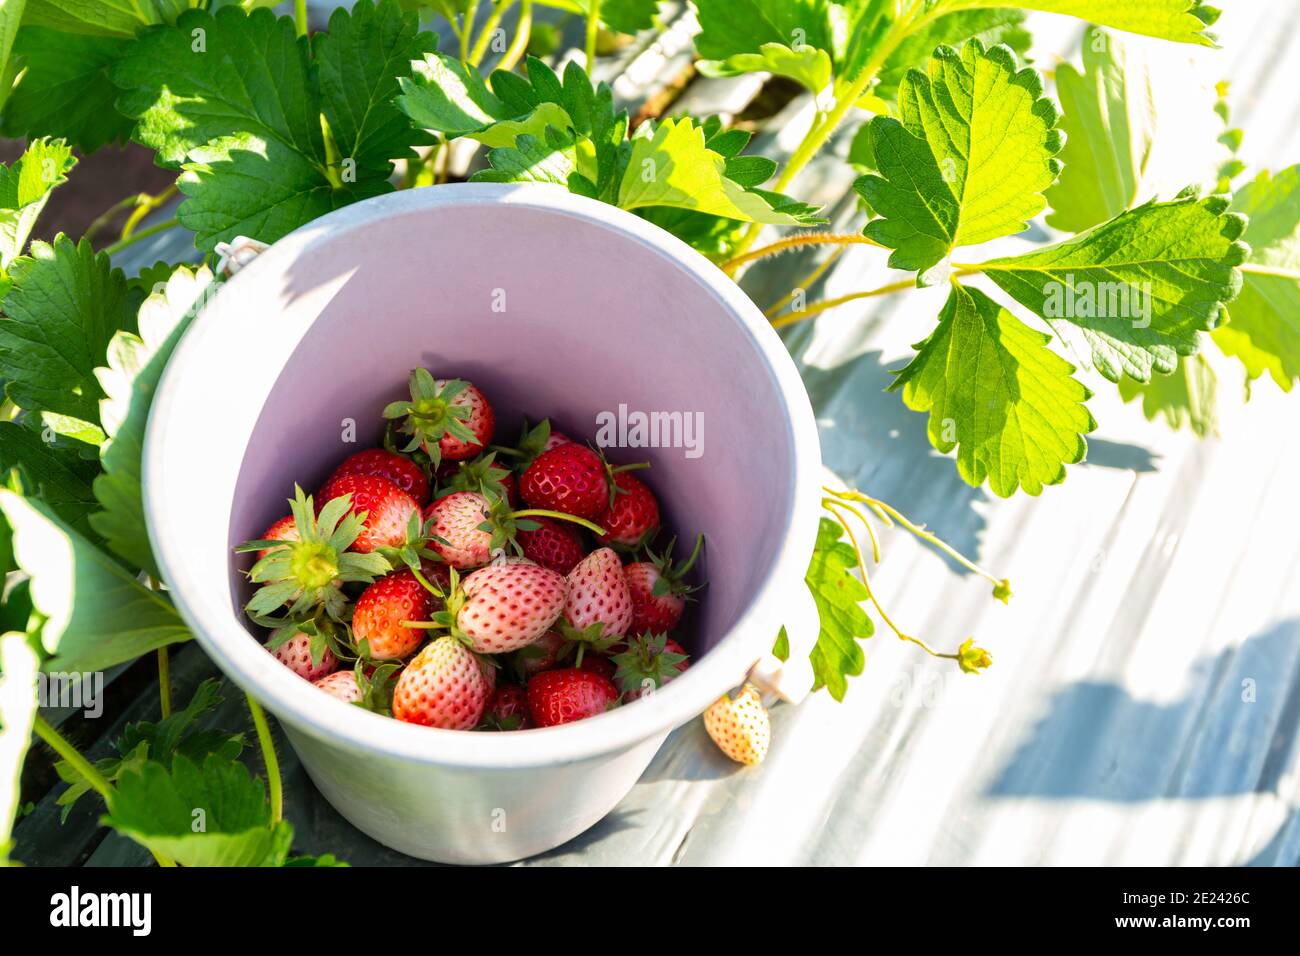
left=271, top=630, right=337, bottom=682
left=527, top=668, right=620, bottom=727
left=624, top=534, right=704, bottom=634
left=392, top=636, right=493, bottom=729
left=703, top=685, right=770, bottom=765
left=481, top=684, right=531, bottom=730
left=352, top=568, right=437, bottom=660
left=515, top=629, right=563, bottom=677
left=384, top=370, right=493, bottom=465
left=239, top=486, right=390, bottom=622
left=424, top=491, right=493, bottom=568
left=257, top=514, right=298, bottom=561
left=564, top=547, right=633, bottom=639
left=577, top=653, right=616, bottom=683
left=316, top=473, right=419, bottom=553
left=436, top=452, right=518, bottom=506
left=520, top=444, right=610, bottom=521
left=501, top=418, right=571, bottom=471
left=456, top=562, right=568, bottom=653
left=517, top=516, right=585, bottom=575
left=313, top=670, right=362, bottom=704
left=596, top=472, right=659, bottom=547
left=330, top=448, right=430, bottom=504
left=612, top=633, right=689, bottom=700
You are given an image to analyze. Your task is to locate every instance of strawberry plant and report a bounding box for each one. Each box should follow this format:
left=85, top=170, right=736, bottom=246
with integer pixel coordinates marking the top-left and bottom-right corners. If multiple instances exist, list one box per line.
left=0, top=0, right=1297, bottom=862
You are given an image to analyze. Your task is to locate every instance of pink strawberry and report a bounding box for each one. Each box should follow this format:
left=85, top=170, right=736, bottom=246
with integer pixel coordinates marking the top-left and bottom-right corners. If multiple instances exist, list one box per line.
left=596, top=472, right=659, bottom=547
left=392, top=636, right=493, bottom=729
left=565, top=547, right=633, bottom=639
left=271, top=631, right=337, bottom=682
left=424, top=491, right=493, bottom=568
left=316, top=473, right=418, bottom=553
left=352, top=568, right=437, bottom=660
left=520, top=444, right=610, bottom=521
left=624, top=534, right=704, bottom=634
left=329, top=448, right=430, bottom=504
left=527, top=668, right=620, bottom=727
left=457, top=562, right=567, bottom=653
left=314, top=670, right=362, bottom=704
left=517, top=516, right=585, bottom=574
left=385, top=371, right=494, bottom=464
left=613, top=633, right=690, bottom=700
left=483, top=684, right=531, bottom=730
left=256, top=514, right=299, bottom=561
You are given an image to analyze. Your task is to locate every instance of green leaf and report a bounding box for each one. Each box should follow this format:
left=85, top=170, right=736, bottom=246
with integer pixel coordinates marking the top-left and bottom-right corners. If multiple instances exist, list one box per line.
left=90, top=266, right=214, bottom=578
left=804, top=517, right=873, bottom=701
left=597, top=0, right=663, bottom=35
left=104, top=754, right=291, bottom=867
left=113, top=3, right=426, bottom=251
left=889, top=284, right=1096, bottom=497
left=0, top=235, right=131, bottom=421
left=692, top=0, right=839, bottom=66
left=1044, top=28, right=1155, bottom=232
left=856, top=40, right=1063, bottom=284
left=0, top=0, right=26, bottom=115
left=875, top=8, right=1031, bottom=102
left=698, top=42, right=834, bottom=95
left=0, top=137, right=75, bottom=278
left=19, top=0, right=164, bottom=38
left=0, top=28, right=135, bottom=151
left=473, top=127, right=586, bottom=189
left=619, top=116, right=823, bottom=225
left=1117, top=352, right=1218, bottom=437
left=1211, top=165, right=1300, bottom=391
left=397, top=51, right=512, bottom=138
left=981, top=191, right=1248, bottom=382
left=928, top=0, right=1219, bottom=46
left=0, top=421, right=100, bottom=535
left=0, top=490, right=191, bottom=673
left=0, top=632, right=40, bottom=866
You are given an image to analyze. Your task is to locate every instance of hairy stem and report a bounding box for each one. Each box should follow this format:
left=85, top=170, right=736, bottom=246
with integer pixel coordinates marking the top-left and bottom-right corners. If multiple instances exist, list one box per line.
left=156, top=648, right=171, bottom=719
left=461, top=0, right=482, bottom=62
left=511, top=508, right=606, bottom=537
left=245, top=695, right=282, bottom=825
left=497, top=0, right=533, bottom=73
left=585, top=0, right=602, bottom=67
left=721, top=233, right=883, bottom=274
left=469, top=0, right=514, bottom=67
left=293, top=0, right=307, bottom=37
left=102, top=218, right=180, bottom=257
left=765, top=247, right=846, bottom=317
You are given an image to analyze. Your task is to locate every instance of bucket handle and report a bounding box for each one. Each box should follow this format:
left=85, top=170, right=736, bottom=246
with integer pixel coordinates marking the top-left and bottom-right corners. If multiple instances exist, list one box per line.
left=745, top=582, right=818, bottom=704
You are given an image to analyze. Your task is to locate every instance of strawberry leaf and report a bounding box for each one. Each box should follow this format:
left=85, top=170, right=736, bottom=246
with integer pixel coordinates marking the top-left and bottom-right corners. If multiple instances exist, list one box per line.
left=889, top=284, right=1096, bottom=497
left=0, top=235, right=131, bottom=422
left=926, top=0, right=1220, bottom=46
left=0, top=490, right=191, bottom=673
left=20, top=0, right=185, bottom=39
left=0, top=138, right=76, bottom=294
left=1211, top=165, right=1300, bottom=391
left=1117, top=352, right=1218, bottom=438
left=804, top=517, right=874, bottom=702
left=855, top=40, right=1063, bottom=285
left=981, top=191, right=1248, bottom=383
left=0, top=421, right=100, bottom=537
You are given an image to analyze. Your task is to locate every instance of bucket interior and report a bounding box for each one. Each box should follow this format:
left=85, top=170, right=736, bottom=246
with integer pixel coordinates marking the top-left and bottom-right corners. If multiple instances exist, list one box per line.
left=227, top=199, right=799, bottom=661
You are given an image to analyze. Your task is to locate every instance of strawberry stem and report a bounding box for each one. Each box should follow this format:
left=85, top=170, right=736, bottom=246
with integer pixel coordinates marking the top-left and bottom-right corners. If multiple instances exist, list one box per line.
left=511, top=508, right=606, bottom=537
left=245, top=694, right=282, bottom=826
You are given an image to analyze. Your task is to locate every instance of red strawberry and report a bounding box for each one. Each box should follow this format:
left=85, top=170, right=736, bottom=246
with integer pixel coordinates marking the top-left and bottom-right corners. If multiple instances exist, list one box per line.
left=457, top=562, right=568, bottom=653
left=565, top=547, right=633, bottom=639
left=317, top=473, right=418, bottom=553
left=330, top=448, right=430, bottom=504
left=596, top=472, right=659, bottom=547
left=517, top=516, right=585, bottom=575
left=424, top=491, right=493, bottom=569
left=624, top=534, right=704, bottom=634
left=483, top=684, right=531, bottom=730
left=527, top=669, right=620, bottom=727
left=257, top=514, right=299, bottom=561
left=543, top=432, right=572, bottom=451
left=516, top=630, right=563, bottom=676
left=385, top=371, right=493, bottom=464
left=577, top=654, right=616, bottom=683
left=314, top=670, right=362, bottom=704
left=352, top=568, right=437, bottom=660
left=392, top=636, right=493, bottom=729
left=271, top=631, right=337, bottom=682
left=520, top=444, right=610, bottom=521
left=613, top=634, right=689, bottom=700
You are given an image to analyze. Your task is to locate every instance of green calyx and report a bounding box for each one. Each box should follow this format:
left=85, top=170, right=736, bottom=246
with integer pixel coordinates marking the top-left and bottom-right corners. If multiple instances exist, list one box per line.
left=237, top=485, right=390, bottom=623
left=645, top=534, right=706, bottom=599
left=491, top=417, right=554, bottom=470
left=557, top=620, right=620, bottom=668
left=383, top=369, right=479, bottom=467
left=440, top=451, right=513, bottom=502
left=612, top=632, right=688, bottom=695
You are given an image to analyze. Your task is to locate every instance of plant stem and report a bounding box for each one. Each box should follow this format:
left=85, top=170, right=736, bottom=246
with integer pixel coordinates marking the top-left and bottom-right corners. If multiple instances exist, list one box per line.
left=721, top=232, right=883, bottom=273
left=765, top=247, right=846, bottom=317
left=34, top=716, right=177, bottom=867
left=461, top=0, right=482, bottom=62
left=121, top=184, right=178, bottom=239
left=469, top=0, right=513, bottom=67
left=101, top=218, right=180, bottom=257
left=511, top=508, right=606, bottom=537
left=245, top=694, right=282, bottom=826
left=771, top=275, right=915, bottom=328
left=498, top=0, right=533, bottom=73
left=585, top=0, right=601, bottom=67
left=293, top=0, right=308, bottom=37
left=156, top=648, right=171, bottom=719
